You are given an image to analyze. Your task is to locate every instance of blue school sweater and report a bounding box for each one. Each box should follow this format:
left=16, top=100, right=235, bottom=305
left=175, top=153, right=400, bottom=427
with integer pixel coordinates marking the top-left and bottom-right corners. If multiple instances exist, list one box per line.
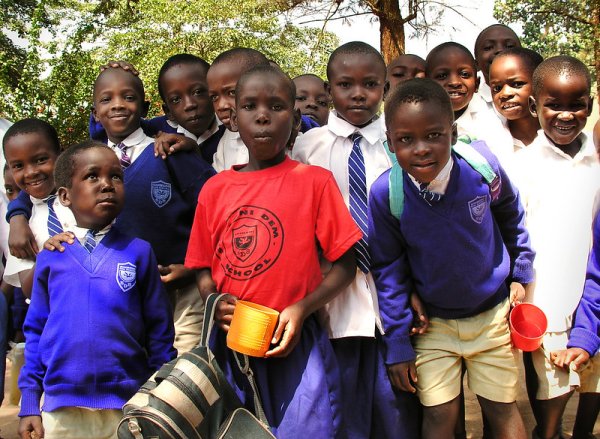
left=368, top=141, right=534, bottom=364
left=115, top=144, right=215, bottom=265
left=568, top=212, right=600, bottom=355
left=89, top=113, right=176, bottom=143
left=19, top=227, right=176, bottom=416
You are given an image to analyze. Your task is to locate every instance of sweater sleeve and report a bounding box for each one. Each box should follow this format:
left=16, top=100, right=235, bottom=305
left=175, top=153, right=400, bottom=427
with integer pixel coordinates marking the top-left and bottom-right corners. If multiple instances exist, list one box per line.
left=474, top=141, right=535, bottom=284
left=568, top=214, right=600, bottom=355
left=137, top=243, right=177, bottom=369
left=88, top=112, right=108, bottom=143
left=18, top=258, right=50, bottom=417
left=368, top=172, right=416, bottom=364
left=165, top=149, right=216, bottom=207
left=6, top=189, right=33, bottom=222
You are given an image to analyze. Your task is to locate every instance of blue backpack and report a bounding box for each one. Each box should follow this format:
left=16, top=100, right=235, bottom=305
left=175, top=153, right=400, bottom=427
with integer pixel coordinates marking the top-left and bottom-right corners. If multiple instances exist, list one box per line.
left=384, top=136, right=501, bottom=220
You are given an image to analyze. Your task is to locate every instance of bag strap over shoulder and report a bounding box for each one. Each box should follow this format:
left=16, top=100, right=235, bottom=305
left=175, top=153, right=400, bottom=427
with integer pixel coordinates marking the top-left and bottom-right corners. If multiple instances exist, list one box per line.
left=201, top=293, right=222, bottom=347
left=383, top=140, right=405, bottom=221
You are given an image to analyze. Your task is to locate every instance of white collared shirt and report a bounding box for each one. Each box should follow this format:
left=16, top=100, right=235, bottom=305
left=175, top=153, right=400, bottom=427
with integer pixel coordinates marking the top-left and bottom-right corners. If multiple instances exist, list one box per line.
left=107, top=127, right=154, bottom=164
left=4, top=195, right=76, bottom=287
left=177, top=117, right=221, bottom=145
left=293, top=111, right=391, bottom=338
left=212, top=129, right=247, bottom=172
left=71, top=223, right=112, bottom=248
left=515, top=131, right=600, bottom=332
left=408, top=156, right=454, bottom=195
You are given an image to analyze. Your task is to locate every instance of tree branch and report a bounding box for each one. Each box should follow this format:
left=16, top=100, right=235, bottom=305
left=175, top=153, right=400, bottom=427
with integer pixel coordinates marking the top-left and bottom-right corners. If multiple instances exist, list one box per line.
left=529, top=8, right=591, bottom=26
left=296, top=10, right=373, bottom=25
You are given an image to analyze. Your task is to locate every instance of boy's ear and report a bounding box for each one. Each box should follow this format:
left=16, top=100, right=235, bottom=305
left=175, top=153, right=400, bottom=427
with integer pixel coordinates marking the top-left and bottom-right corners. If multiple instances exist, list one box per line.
left=57, top=187, right=71, bottom=207
left=325, top=81, right=332, bottom=100
left=451, top=122, right=458, bottom=145
left=141, top=100, right=150, bottom=119
left=162, top=103, right=174, bottom=121
left=229, top=109, right=239, bottom=133
left=474, top=76, right=480, bottom=93
left=586, top=96, right=594, bottom=116
left=528, top=96, right=538, bottom=118
left=385, top=131, right=395, bottom=155
left=383, top=80, right=390, bottom=100
left=286, top=108, right=302, bottom=151
left=92, top=106, right=99, bottom=123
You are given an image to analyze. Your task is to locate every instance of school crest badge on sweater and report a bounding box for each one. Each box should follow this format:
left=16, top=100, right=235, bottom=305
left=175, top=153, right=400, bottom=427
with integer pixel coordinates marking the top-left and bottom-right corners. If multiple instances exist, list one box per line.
left=468, top=195, right=488, bottom=224
left=151, top=180, right=171, bottom=208
left=116, top=262, right=137, bottom=292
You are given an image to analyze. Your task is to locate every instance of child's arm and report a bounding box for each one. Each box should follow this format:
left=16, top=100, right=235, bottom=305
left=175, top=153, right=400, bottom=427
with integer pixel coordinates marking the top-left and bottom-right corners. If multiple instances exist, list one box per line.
left=266, top=249, right=356, bottom=358
left=7, top=191, right=36, bottom=260
left=195, top=268, right=236, bottom=332
left=154, top=132, right=197, bottom=159
left=18, top=268, right=34, bottom=299
left=164, top=148, right=216, bottom=206
left=368, top=172, right=418, bottom=392
left=18, top=416, right=44, bottom=439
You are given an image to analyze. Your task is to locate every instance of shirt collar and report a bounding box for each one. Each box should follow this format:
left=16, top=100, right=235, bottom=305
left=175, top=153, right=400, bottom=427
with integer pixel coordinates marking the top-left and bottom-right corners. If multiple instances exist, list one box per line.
left=534, top=130, right=595, bottom=162
left=177, top=116, right=221, bottom=144
left=327, top=110, right=384, bottom=146
left=407, top=155, right=454, bottom=193
left=71, top=223, right=112, bottom=242
left=107, top=127, right=147, bottom=148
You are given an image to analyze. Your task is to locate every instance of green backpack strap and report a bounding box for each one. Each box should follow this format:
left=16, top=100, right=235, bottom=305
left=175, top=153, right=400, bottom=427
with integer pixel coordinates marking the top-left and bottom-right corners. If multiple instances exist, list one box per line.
left=383, top=140, right=404, bottom=220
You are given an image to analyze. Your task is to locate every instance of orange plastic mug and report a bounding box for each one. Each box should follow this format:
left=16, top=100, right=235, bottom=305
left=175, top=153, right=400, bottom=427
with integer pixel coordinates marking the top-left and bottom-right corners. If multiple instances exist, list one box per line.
left=227, top=301, right=279, bottom=357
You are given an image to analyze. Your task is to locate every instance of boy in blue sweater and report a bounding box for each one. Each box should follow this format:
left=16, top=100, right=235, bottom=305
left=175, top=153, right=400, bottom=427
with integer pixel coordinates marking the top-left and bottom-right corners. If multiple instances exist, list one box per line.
left=18, top=141, right=175, bottom=439
left=368, top=78, right=534, bottom=439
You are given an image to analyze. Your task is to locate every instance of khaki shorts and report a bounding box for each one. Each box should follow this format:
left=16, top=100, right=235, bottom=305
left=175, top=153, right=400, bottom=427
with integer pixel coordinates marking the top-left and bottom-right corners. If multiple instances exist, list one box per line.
left=530, top=330, right=600, bottom=399
left=172, top=283, right=204, bottom=355
left=414, top=299, right=519, bottom=406
left=42, top=407, right=121, bottom=439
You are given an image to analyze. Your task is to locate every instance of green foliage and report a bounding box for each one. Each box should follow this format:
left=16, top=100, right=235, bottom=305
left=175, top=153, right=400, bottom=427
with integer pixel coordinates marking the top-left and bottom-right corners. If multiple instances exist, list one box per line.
left=0, top=0, right=338, bottom=144
left=494, top=0, right=597, bottom=91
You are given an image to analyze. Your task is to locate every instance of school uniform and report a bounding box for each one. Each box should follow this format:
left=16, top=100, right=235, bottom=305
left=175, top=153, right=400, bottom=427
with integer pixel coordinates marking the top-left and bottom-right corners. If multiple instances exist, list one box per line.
left=185, top=157, right=361, bottom=438
left=212, top=129, right=247, bottom=172
left=368, top=140, right=534, bottom=406
left=19, top=226, right=175, bottom=438
left=175, top=117, right=224, bottom=164
left=109, top=127, right=216, bottom=354
left=515, top=131, right=600, bottom=398
left=293, top=111, right=420, bottom=438
left=89, top=113, right=177, bottom=143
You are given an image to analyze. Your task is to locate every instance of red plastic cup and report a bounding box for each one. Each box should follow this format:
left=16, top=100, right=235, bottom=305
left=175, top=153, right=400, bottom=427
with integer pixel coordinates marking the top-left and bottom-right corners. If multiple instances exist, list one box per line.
left=509, top=303, right=547, bottom=352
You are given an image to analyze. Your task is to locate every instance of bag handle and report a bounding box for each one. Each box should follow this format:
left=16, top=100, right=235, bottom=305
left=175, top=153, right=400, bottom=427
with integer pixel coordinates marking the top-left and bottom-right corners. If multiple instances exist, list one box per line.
left=201, top=293, right=270, bottom=426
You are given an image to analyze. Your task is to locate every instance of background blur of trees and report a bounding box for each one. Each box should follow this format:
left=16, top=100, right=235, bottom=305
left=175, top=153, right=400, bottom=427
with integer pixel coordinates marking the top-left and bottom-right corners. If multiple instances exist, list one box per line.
left=0, top=0, right=339, bottom=145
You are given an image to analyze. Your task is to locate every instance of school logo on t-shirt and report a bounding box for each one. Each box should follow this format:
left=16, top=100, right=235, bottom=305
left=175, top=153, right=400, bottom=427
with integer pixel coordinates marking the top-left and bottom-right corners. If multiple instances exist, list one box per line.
left=116, top=262, right=136, bottom=292
left=468, top=195, right=488, bottom=224
left=217, top=205, right=284, bottom=281
left=151, top=180, right=171, bottom=208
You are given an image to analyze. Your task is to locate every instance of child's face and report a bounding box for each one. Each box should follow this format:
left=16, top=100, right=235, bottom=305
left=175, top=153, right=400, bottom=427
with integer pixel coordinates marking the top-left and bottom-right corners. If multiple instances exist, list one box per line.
left=530, top=73, right=592, bottom=148
left=489, top=55, right=534, bottom=121
left=293, top=76, right=330, bottom=127
left=207, top=61, right=245, bottom=130
left=160, top=63, right=214, bottom=137
left=386, top=101, right=456, bottom=184
left=4, top=132, right=58, bottom=199
left=328, top=53, right=386, bottom=127
left=231, top=73, right=299, bottom=166
left=387, top=56, right=426, bottom=90
left=427, top=47, right=479, bottom=114
left=93, top=69, right=148, bottom=144
left=59, top=147, right=125, bottom=230
left=475, top=26, right=520, bottom=84
left=3, top=168, right=20, bottom=202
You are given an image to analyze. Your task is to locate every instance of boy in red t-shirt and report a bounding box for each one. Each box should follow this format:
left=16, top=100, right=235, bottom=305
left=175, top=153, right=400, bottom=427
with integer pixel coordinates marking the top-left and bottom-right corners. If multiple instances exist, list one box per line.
left=185, top=64, right=361, bottom=438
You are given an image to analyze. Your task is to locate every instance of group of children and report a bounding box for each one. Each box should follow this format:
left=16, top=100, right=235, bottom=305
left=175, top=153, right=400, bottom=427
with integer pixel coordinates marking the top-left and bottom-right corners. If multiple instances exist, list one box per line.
left=0, top=21, right=598, bottom=439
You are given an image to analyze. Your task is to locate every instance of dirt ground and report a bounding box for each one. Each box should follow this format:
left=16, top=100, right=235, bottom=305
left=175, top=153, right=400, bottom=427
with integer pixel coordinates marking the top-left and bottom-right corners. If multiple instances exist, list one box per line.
left=0, top=354, right=598, bottom=438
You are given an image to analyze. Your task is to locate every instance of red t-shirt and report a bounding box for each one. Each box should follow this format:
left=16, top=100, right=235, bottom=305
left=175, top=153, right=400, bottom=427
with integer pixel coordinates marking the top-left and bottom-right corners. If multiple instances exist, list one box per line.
left=185, top=157, right=362, bottom=311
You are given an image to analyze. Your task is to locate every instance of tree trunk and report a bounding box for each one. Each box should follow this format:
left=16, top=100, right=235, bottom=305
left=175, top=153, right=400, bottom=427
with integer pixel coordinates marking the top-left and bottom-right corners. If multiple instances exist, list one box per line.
left=366, top=0, right=407, bottom=63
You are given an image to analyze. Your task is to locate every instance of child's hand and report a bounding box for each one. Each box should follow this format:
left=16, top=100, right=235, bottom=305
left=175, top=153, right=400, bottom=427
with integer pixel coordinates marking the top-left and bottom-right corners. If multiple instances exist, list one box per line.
left=387, top=361, right=418, bottom=393
left=18, top=415, right=44, bottom=439
left=100, top=60, right=139, bottom=75
left=509, top=282, right=525, bottom=306
left=265, top=302, right=306, bottom=358
left=550, top=348, right=590, bottom=371
left=9, top=215, right=38, bottom=259
left=43, top=231, right=75, bottom=252
left=215, top=294, right=237, bottom=332
left=154, top=132, right=196, bottom=159
left=158, top=264, right=194, bottom=289
left=409, top=292, right=429, bottom=335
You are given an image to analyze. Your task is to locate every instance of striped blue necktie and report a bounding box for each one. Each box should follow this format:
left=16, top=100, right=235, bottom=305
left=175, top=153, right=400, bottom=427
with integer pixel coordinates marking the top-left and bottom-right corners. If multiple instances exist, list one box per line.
left=46, top=195, right=63, bottom=236
left=348, top=133, right=371, bottom=273
left=419, top=182, right=443, bottom=205
left=83, top=229, right=97, bottom=253
left=117, top=143, right=131, bottom=170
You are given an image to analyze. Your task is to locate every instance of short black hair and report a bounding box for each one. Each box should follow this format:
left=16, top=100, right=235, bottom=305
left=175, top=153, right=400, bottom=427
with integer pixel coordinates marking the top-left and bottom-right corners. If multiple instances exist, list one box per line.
left=293, top=73, right=325, bottom=83
left=211, top=47, right=269, bottom=72
left=2, top=118, right=61, bottom=155
left=426, top=42, right=476, bottom=74
left=93, top=66, right=145, bottom=101
left=388, top=54, right=426, bottom=68
left=157, top=53, right=210, bottom=101
left=493, top=47, right=543, bottom=77
left=327, top=41, right=386, bottom=80
left=532, top=55, right=591, bottom=98
left=474, top=24, right=520, bottom=56
left=54, top=140, right=112, bottom=189
left=236, top=65, right=296, bottom=106
left=384, top=78, right=454, bottom=127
